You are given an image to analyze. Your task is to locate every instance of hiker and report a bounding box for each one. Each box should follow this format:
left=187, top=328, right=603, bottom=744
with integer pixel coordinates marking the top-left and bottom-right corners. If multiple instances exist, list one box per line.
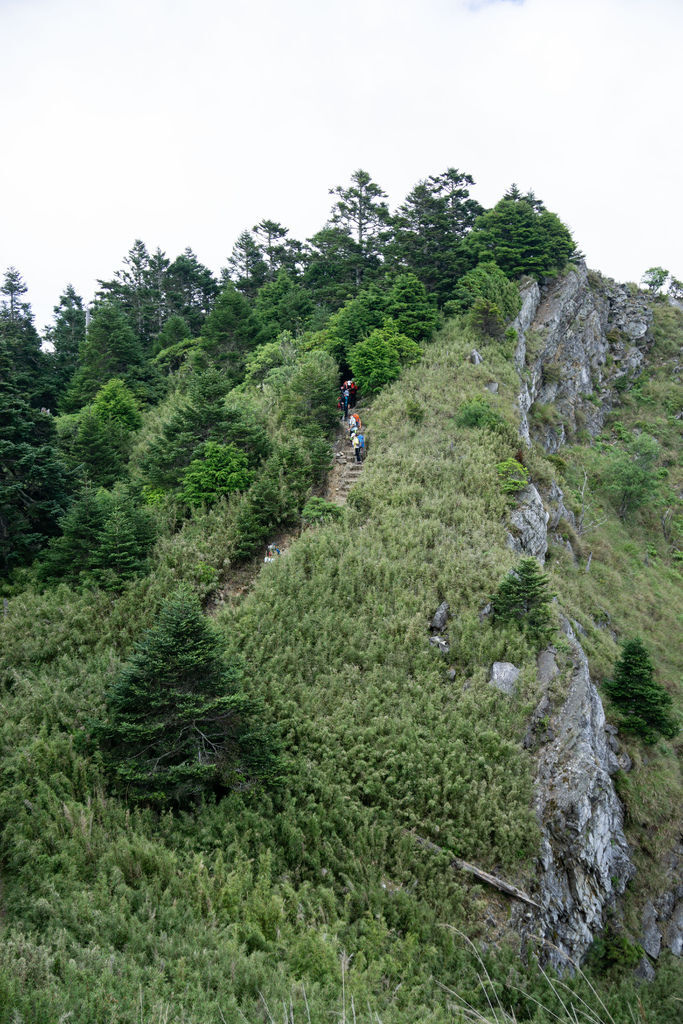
left=357, top=432, right=365, bottom=460
left=341, top=385, right=350, bottom=419
left=264, top=544, right=281, bottom=563
left=352, top=432, right=362, bottom=463
left=349, top=412, right=361, bottom=432
left=349, top=380, right=357, bottom=407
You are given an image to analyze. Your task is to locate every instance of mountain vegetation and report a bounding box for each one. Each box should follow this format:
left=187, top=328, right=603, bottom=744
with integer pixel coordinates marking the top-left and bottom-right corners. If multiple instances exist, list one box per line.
left=0, top=170, right=680, bottom=1022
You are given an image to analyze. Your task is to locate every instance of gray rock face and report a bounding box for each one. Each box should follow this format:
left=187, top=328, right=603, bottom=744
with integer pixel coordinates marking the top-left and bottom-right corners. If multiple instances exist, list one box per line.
left=430, top=601, right=449, bottom=631
left=641, top=901, right=662, bottom=959
left=633, top=957, right=656, bottom=983
left=664, top=899, right=683, bottom=956
left=536, top=648, right=558, bottom=686
left=506, top=484, right=550, bottom=563
left=522, top=619, right=634, bottom=968
left=489, top=662, right=520, bottom=695
left=512, top=264, right=653, bottom=452
left=470, top=349, right=483, bottom=365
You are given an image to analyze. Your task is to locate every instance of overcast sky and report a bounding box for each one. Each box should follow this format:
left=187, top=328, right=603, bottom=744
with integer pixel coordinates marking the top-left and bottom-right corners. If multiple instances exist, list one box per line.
left=2, top=0, right=681, bottom=332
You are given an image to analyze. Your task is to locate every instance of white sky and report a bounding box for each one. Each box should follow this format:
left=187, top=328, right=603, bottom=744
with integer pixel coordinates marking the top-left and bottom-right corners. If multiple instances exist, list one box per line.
left=2, top=0, right=682, bottom=332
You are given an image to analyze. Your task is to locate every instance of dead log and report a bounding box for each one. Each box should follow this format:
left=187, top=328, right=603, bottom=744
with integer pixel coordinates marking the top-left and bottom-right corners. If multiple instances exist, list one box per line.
left=404, top=829, right=542, bottom=909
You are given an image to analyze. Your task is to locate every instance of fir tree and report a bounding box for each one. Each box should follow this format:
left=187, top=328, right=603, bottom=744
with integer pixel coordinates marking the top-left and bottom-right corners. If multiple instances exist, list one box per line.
left=98, top=590, right=279, bottom=804
left=491, top=557, right=554, bottom=645
left=603, top=637, right=678, bottom=743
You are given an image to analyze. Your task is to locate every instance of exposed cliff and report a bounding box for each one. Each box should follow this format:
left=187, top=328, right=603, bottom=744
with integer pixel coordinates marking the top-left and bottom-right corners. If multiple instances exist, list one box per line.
left=513, top=264, right=653, bottom=452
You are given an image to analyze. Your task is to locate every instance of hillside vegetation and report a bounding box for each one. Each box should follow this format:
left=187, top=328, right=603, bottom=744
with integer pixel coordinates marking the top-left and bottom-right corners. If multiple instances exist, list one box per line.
left=0, top=172, right=680, bottom=1022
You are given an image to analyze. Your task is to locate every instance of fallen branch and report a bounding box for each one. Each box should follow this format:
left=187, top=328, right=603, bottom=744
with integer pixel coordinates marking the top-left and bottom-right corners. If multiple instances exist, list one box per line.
left=404, top=829, right=542, bottom=909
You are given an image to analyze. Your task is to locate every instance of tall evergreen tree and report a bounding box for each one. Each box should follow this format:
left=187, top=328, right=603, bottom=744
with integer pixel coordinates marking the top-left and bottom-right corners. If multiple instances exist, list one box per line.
left=389, top=168, right=482, bottom=303
left=225, top=231, right=268, bottom=298
left=166, top=248, right=218, bottom=335
left=254, top=270, right=314, bottom=343
left=302, top=226, right=358, bottom=310
left=0, top=267, right=54, bottom=408
left=0, top=338, right=71, bottom=575
left=98, top=590, right=278, bottom=804
left=49, top=284, right=86, bottom=408
left=196, top=282, right=258, bottom=381
left=328, top=169, right=391, bottom=289
left=603, top=638, right=678, bottom=743
left=64, top=301, right=143, bottom=410
left=465, top=193, right=577, bottom=280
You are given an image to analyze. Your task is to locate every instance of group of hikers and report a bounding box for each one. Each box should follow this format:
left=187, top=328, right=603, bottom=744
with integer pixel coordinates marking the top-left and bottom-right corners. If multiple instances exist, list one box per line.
left=339, top=380, right=365, bottom=463
left=337, top=378, right=358, bottom=418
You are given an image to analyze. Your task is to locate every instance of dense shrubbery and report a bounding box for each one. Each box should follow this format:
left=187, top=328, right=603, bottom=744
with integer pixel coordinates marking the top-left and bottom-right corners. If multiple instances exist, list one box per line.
left=603, top=637, right=678, bottom=743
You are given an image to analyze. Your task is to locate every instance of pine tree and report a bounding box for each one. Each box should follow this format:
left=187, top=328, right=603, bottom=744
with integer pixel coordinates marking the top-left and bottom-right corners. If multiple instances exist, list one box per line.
left=491, top=557, right=554, bottom=644
left=603, top=638, right=678, bottom=743
left=328, top=169, right=391, bottom=290
left=166, top=248, right=218, bottom=335
left=389, top=168, right=482, bottom=303
left=98, top=590, right=278, bottom=804
left=196, top=282, right=258, bottom=380
left=64, top=301, right=143, bottom=410
left=49, top=285, right=86, bottom=408
left=0, top=337, right=71, bottom=575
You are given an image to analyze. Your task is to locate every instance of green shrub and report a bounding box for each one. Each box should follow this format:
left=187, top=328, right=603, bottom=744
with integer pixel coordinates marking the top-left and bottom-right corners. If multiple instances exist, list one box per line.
left=301, top=496, right=344, bottom=525
left=496, top=458, right=530, bottom=493
left=180, top=442, right=253, bottom=508
left=457, top=399, right=505, bottom=432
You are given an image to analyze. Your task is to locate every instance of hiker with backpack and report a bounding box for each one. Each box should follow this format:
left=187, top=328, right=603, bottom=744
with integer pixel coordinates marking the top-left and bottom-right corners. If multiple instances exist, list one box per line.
left=352, top=433, right=362, bottom=463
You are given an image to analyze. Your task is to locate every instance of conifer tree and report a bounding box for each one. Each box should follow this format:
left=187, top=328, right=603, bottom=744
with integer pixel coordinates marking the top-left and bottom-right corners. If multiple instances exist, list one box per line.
left=491, top=557, right=554, bottom=645
left=389, top=168, right=482, bottom=303
left=603, top=638, right=678, bottom=743
left=196, top=282, right=258, bottom=379
left=64, top=301, right=143, bottom=410
left=49, top=285, right=86, bottom=407
left=329, top=169, right=391, bottom=289
left=98, top=590, right=278, bottom=804
left=0, top=338, right=71, bottom=575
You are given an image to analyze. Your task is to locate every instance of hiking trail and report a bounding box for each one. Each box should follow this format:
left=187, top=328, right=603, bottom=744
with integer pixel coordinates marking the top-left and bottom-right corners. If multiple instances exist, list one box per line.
left=208, top=411, right=367, bottom=612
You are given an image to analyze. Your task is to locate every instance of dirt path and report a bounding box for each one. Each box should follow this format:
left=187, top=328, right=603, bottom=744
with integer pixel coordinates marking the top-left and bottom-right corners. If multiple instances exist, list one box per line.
left=208, top=414, right=367, bottom=613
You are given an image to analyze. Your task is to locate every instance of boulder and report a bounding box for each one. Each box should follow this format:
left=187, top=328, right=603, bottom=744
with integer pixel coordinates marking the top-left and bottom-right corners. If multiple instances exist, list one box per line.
left=485, top=381, right=499, bottom=393
left=430, top=601, right=449, bottom=631
left=489, top=662, right=520, bottom=695
left=469, top=349, right=483, bottom=365
left=429, top=636, right=450, bottom=655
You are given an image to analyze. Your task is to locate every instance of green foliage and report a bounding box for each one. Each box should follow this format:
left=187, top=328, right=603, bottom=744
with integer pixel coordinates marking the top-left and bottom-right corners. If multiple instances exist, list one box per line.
left=349, top=322, right=420, bottom=395
left=151, top=312, right=190, bottom=355
left=446, top=260, right=522, bottom=324
left=496, top=457, right=530, bottom=493
left=38, top=486, right=156, bottom=589
left=324, top=283, right=387, bottom=362
left=457, top=398, right=506, bottom=432
left=301, top=496, right=344, bottom=525
left=64, top=301, right=143, bottom=410
left=598, top=431, right=660, bottom=518
left=195, top=281, right=258, bottom=380
left=491, top=558, right=555, bottom=644
left=0, top=339, right=71, bottom=576
left=388, top=167, right=482, bottom=304
left=98, top=589, right=279, bottom=804
left=384, top=272, right=440, bottom=342
left=586, top=924, right=644, bottom=973
left=91, top=377, right=142, bottom=432
left=465, top=194, right=576, bottom=280
left=180, top=442, right=253, bottom=508
left=603, top=637, right=678, bottom=743
left=254, top=270, right=314, bottom=343
left=640, top=266, right=669, bottom=293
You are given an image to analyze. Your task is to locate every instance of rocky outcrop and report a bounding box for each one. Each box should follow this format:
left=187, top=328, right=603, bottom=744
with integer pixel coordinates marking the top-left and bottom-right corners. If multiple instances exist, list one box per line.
left=520, top=618, right=635, bottom=968
left=512, top=264, right=653, bottom=452
left=489, top=662, right=520, bottom=695
left=506, top=484, right=549, bottom=563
